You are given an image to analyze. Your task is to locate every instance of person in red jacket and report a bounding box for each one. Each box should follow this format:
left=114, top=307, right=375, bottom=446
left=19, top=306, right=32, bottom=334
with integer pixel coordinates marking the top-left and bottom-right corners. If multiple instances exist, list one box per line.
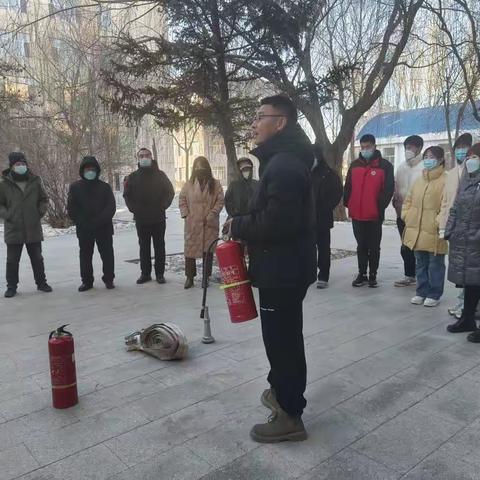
left=344, top=134, right=394, bottom=287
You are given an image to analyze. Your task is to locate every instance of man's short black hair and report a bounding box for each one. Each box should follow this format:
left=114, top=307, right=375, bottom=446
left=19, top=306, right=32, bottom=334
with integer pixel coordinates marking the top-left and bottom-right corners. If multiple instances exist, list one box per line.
left=404, top=135, right=424, bottom=149
left=360, top=134, right=376, bottom=145
left=260, top=95, right=298, bottom=124
left=454, top=133, right=473, bottom=150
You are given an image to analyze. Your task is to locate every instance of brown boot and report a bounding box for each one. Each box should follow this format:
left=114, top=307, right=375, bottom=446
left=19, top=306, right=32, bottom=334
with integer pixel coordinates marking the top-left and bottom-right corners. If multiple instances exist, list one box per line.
left=184, top=277, right=194, bottom=289
left=260, top=388, right=281, bottom=413
left=250, top=409, right=307, bottom=443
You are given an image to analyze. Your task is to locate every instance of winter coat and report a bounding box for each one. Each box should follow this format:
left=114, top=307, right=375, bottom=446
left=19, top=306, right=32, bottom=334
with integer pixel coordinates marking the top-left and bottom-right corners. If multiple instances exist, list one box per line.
left=344, top=151, right=394, bottom=222
left=392, top=154, right=424, bottom=218
left=231, top=124, right=317, bottom=289
left=179, top=178, right=224, bottom=259
left=123, top=161, right=175, bottom=226
left=0, top=169, right=48, bottom=245
left=67, top=157, right=116, bottom=239
left=224, top=176, right=259, bottom=218
left=445, top=170, right=480, bottom=286
left=401, top=165, right=448, bottom=255
left=438, top=163, right=464, bottom=231
left=311, top=159, right=343, bottom=231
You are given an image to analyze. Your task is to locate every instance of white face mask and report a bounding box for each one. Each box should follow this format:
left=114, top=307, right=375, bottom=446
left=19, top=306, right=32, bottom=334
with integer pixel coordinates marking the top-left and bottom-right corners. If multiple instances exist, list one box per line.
left=405, top=149, right=416, bottom=162
left=465, top=156, right=480, bottom=174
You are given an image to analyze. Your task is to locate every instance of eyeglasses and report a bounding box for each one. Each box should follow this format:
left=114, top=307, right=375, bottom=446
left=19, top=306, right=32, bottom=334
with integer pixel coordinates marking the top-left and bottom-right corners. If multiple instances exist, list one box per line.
left=253, top=114, right=287, bottom=122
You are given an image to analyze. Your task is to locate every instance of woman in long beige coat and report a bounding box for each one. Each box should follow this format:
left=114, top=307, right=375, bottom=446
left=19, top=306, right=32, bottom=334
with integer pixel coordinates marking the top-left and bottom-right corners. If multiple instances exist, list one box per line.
left=179, top=156, right=224, bottom=289
left=402, top=146, right=447, bottom=308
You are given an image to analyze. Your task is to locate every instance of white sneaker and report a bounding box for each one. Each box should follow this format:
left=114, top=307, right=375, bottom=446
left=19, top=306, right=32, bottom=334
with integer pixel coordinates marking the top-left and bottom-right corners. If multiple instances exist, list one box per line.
left=411, top=296, right=425, bottom=305
left=316, top=280, right=329, bottom=289
left=424, top=298, right=440, bottom=307
left=448, top=302, right=463, bottom=316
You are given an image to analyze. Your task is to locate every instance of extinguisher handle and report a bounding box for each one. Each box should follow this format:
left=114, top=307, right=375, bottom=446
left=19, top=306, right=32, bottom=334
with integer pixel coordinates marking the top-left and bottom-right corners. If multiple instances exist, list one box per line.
left=49, top=324, right=72, bottom=339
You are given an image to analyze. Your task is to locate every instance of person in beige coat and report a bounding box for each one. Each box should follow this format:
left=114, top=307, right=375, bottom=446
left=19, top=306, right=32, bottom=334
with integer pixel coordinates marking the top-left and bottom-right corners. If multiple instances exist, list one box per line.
left=402, top=146, right=447, bottom=307
left=179, top=156, right=224, bottom=289
left=438, top=133, right=473, bottom=318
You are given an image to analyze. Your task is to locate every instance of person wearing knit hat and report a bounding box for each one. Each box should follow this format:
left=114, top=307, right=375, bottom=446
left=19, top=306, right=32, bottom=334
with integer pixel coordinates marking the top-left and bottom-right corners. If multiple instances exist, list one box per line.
left=402, top=146, right=447, bottom=308
left=67, top=156, right=116, bottom=292
left=0, top=152, right=52, bottom=298
left=445, top=143, right=480, bottom=342
left=439, top=132, right=474, bottom=318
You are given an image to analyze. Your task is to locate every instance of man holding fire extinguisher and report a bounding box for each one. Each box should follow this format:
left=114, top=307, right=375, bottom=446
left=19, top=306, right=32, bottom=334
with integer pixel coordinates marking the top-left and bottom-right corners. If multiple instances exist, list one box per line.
left=226, top=95, right=316, bottom=443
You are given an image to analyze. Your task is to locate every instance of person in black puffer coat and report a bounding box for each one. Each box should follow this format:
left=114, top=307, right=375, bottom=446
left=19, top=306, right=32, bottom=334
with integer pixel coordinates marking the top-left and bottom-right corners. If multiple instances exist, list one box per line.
left=123, top=148, right=174, bottom=285
left=224, top=157, right=259, bottom=218
left=67, top=156, right=116, bottom=292
left=228, top=95, right=316, bottom=444
left=311, top=150, right=343, bottom=288
left=445, top=143, right=480, bottom=342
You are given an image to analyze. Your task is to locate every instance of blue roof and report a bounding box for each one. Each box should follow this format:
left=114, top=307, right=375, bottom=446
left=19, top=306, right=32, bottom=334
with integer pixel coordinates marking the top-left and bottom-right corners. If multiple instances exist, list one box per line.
left=358, top=103, right=480, bottom=140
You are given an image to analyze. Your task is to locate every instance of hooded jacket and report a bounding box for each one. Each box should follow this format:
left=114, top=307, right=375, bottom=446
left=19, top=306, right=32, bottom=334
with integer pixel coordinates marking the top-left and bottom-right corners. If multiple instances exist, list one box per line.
left=0, top=168, right=48, bottom=244
left=224, top=167, right=259, bottom=218
left=392, top=153, right=424, bottom=218
left=231, top=124, right=317, bottom=289
left=311, top=158, right=343, bottom=231
left=123, top=161, right=175, bottom=226
left=67, top=157, right=116, bottom=238
left=343, top=151, right=394, bottom=222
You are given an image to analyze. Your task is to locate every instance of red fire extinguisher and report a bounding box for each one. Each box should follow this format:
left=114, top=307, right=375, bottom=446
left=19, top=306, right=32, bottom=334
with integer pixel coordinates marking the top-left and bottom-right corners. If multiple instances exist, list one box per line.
left=48, top=325, right=78, bottom=409
left=216, top=240, right=258, bottom=323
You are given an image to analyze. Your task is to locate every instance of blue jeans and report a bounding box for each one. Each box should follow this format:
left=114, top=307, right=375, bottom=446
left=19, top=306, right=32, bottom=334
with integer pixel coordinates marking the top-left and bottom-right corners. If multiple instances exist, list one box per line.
left=415, top=251, right=446, bottom=300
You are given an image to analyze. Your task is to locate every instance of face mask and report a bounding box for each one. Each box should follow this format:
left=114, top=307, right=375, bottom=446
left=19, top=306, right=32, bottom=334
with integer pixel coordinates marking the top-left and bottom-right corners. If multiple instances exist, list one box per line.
left=361, top=149, right=374, bottom=160
left=196, top=168, right=208, bottom=176
left=423, top=158, right=438, bottom=170
left=13, top=165, right=27, bottom=175
left=139, top=158, right=152, bottom=168
left=84, top=170, right=97, bottom=181
left=405, top=150, right=416, bottom=162
left=455, top=148, right=468, bottom=164
left=465, top=156, right=480, bottom=174
left=242, top=169, right=252, bottom=180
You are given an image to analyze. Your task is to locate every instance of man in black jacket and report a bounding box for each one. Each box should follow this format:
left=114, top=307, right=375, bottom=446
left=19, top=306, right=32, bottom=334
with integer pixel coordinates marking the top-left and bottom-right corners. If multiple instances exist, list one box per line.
left=228, top=95, right=316, bottom=443
left=123, top=148, right=175, bottom=284
left=224, top=157, right=258, bottom=218
left=311, top=152, right=343, bottom=289
left=67, top=156, right=116, bottom=292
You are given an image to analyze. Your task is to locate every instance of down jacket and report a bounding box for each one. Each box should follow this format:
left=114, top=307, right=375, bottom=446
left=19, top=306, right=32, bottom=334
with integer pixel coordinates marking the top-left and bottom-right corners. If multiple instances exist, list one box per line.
left=179, top=179, right=224, bottom=259
left=401, top=165, right=448, bottom=255
left=0, top=169, right=48, bottom=245
left=445, top=170, right=480, bottom=286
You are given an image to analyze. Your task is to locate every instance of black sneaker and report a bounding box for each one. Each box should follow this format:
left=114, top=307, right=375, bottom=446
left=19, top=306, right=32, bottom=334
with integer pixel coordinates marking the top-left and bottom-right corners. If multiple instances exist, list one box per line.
left=105, top=281, right=115, bottom=290
left=37, top=283, right=53, bottom=293
left=4, top=288, right=17, bottom=298
left=368, top=276, right=378, bottom=288
left=447, top=317, right=476, bottom=333
left=352, top=274, right=368, bottom=287
left=136, top=275, right=152, bottom=285
left=156, top=276, right=166, bottom=284
left=78, top=284, right=93, bottom=292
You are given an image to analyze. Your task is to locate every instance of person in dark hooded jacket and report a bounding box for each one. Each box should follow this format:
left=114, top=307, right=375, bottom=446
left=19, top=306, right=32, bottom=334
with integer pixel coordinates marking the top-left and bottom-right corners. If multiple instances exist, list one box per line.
left=311, top=150, right=343, bottom=288
left=224, top=157, right=258, bottom=218
left=0, top=152, right=52, bottom=298
left=67, top=156, right=116, bottom=292
left=123, top=148, right=175, bottom=284
left=227, top=95, right=316, bottom=444
left=445, top=143, right=480, bottom=342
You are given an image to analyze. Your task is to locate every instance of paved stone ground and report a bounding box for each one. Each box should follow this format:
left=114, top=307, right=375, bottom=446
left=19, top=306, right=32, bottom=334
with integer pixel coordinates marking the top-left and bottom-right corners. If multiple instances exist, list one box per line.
left=1, top=217, right=479, bottom=480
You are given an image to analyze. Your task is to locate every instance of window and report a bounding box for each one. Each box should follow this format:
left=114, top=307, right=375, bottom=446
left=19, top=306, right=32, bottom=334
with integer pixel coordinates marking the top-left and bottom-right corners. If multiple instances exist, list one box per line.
left=0, top=32, right=30, bottom=58
left=383, top=147, right=395, bottom=165
left=212, top=166, right=226, bottom=181
left=98, top=8, right=112, bottom=29
left=49, top=0, right=77, bottom=21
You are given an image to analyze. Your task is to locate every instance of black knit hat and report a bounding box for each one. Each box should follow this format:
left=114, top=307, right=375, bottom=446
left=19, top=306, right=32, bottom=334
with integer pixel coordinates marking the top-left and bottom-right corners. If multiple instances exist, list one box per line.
left=8, top=152, right=27, bottom=167
left=454, top=133, right=473, bottom=150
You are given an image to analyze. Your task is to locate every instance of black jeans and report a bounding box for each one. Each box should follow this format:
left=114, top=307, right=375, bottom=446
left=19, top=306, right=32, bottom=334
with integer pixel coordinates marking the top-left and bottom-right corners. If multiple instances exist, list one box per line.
left=397, top=217, right=416, bottom=278
left=259, top=286, right=308, bottom=417
left=78, top=232, right=115, bottom=285
left=352, top=220, right=383, bottom=277
left=317, top=228, right=331, bottom=282
left=464, top=286, right=480, bottom=322
left=6, top=242, right=46, bottom=289
left=136, top=221, right=166, bottom=278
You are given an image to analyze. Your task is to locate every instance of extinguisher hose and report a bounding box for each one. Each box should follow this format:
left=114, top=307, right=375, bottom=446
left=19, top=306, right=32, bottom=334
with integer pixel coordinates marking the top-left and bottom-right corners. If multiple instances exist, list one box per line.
left=200, top=237, right=222, bottom=319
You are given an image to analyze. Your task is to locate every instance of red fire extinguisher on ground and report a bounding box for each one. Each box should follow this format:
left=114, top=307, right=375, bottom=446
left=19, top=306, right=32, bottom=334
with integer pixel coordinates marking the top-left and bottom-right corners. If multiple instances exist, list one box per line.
left=48, top=325, right=78, bottom=409
left=216, top=240, right=258, bottom=323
